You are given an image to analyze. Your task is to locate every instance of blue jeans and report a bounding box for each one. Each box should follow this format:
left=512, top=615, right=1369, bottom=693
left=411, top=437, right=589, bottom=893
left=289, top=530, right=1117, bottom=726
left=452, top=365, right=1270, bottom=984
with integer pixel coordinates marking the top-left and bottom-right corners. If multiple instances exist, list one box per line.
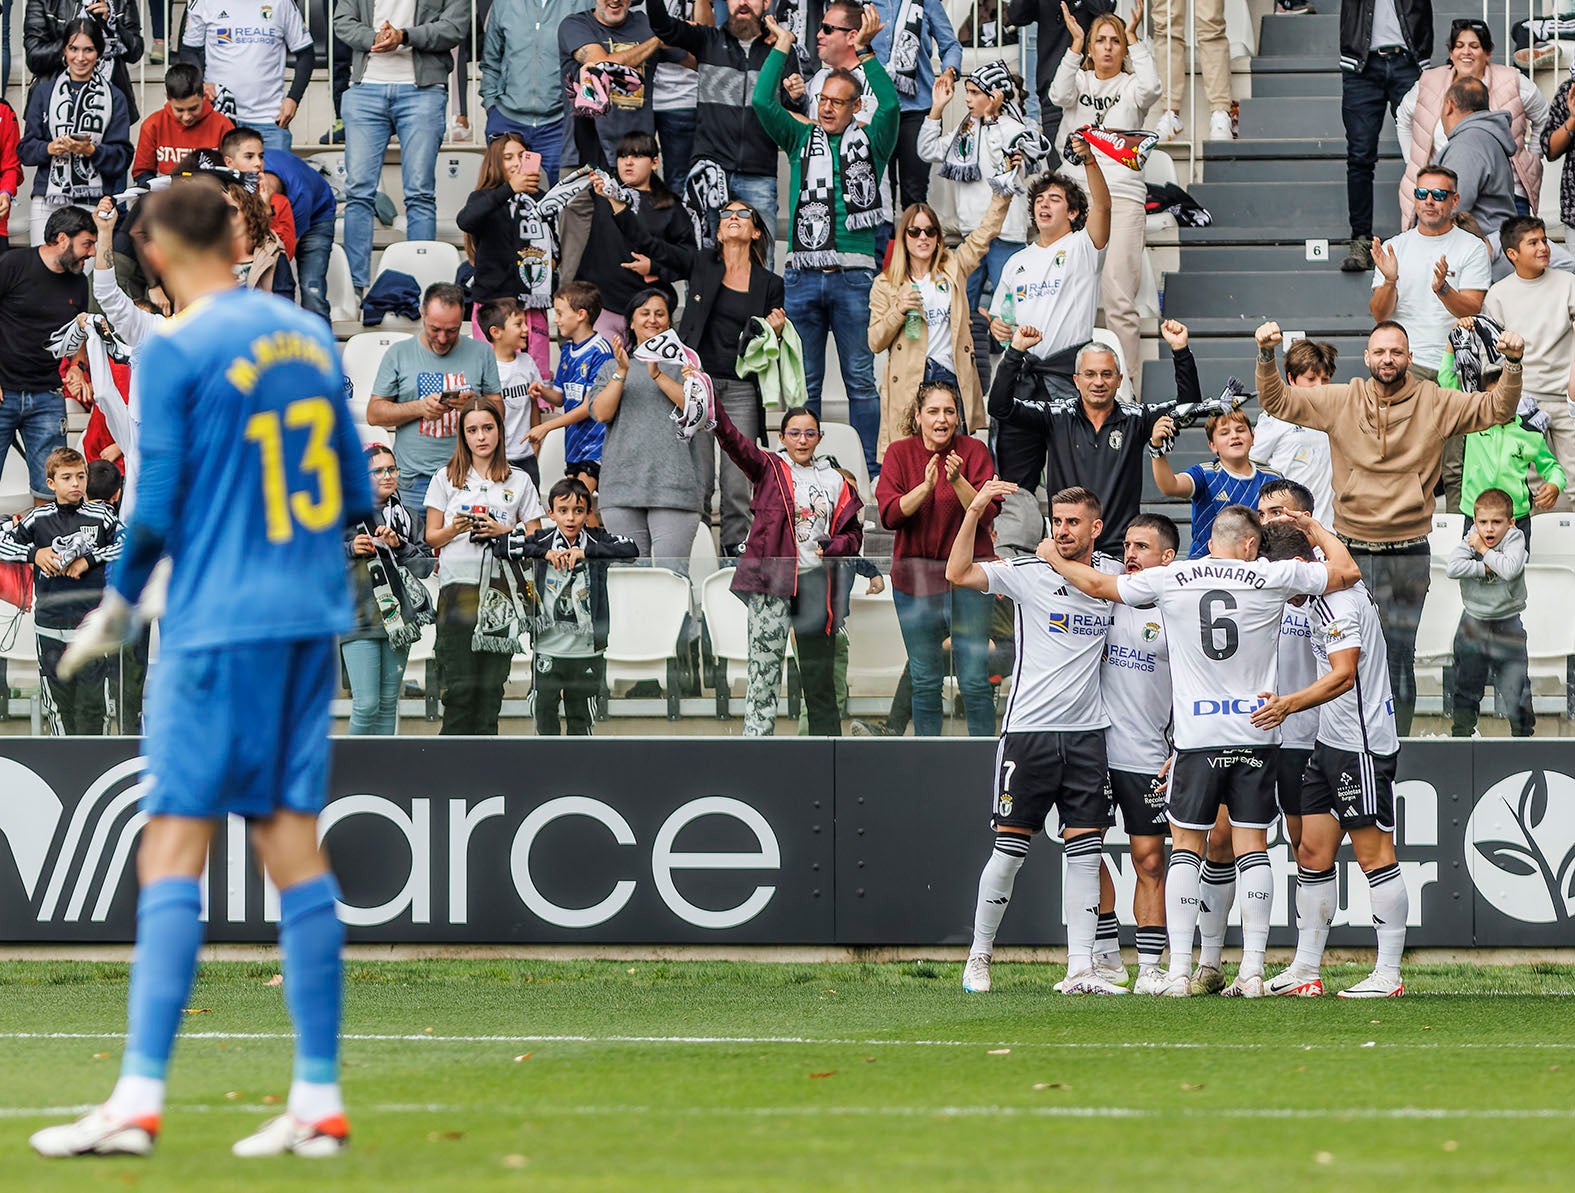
left=1342, top=53, right=1420, bottom=239
left=923, top=360, right=957, bottom=385
left=965, top=237, right=1026, bottom=316
left=725, top=171, right=778, bottom=271
left=343, top=83, right=448, bottom=287
left=256, top=122, right=294, bottom=156
left=1, top=0, right=12, bottom=96
left=784, top=266, right=880, bottom=472
left=484, top=108, right=565, bottom=186
left=655, top=107, right=697, bottom=190
left=892, top=585, right=996, bottom=737
left=294, top=217, right=334, bottom=320
left=341, top=637, right=408, bottom=735
left=0, top=389, right=67, bottom=498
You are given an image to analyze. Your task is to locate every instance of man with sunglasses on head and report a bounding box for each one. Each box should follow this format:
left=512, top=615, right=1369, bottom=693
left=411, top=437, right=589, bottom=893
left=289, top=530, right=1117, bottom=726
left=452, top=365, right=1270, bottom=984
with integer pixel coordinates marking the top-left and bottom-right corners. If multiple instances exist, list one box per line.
left=755, top=3, right=898, bottom=477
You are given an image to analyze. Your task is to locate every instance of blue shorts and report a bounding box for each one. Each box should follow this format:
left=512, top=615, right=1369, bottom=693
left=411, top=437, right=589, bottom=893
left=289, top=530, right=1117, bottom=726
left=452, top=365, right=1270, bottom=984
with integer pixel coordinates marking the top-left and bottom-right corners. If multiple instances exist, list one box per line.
left=142, top=636, right=338, bottom=820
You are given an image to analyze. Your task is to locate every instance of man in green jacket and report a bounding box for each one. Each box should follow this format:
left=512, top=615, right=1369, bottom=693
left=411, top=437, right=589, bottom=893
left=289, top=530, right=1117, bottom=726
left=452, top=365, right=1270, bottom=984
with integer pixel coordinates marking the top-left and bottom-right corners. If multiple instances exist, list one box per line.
left=754, top=3, right=899, bottom=474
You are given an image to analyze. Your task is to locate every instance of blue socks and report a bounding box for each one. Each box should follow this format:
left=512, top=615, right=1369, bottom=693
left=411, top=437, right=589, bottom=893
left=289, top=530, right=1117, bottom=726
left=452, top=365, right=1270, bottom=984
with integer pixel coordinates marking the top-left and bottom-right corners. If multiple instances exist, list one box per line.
left=122, top=877, right=204, bottom=1082
left=280, top=873, right=345, bottom=1086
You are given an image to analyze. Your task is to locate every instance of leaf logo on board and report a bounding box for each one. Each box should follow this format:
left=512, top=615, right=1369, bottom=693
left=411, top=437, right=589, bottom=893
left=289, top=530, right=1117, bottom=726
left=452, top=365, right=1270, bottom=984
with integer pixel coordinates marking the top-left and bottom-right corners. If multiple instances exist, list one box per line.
left=1464, top=770, right=1575, bottom=924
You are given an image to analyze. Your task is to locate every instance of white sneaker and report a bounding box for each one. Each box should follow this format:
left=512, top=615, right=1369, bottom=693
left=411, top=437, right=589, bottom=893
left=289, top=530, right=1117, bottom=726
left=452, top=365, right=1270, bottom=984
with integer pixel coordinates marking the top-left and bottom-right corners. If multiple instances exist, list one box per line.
left=1208, top=109, right=1234, bottom=141
left=1133, top=965, right=1170, bottom=995
left=1265, top=969, right=1325, bottom=997
left=962, top=953, right=992, bottom=993
left=1337, top=972, right=1404, bottom=999
left=1220, top=974, right=1264, bottom=998
left=1059, top=968, right=1129, bottom=995
left=232, top=1112, right=351, bottom=1158
left=1157, top=971, right=1191, bottom=997
left=1093, top=954, right=1130, bottom=988
left=1155, top=111, right=1184, bottom=143
left=30, top=1107, right=159, bottom=1157
left=1189, top=963, right=1225, bottom=996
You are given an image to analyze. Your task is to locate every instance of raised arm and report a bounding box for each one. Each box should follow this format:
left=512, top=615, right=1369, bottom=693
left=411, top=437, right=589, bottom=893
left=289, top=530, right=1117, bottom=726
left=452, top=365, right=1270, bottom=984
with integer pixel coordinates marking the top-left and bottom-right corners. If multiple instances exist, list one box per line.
left=1070, top=132, right=1111, bottom=250
left=1436, top=330, right=1524, bottom=436
left=1254, top=321, right=1339, bottom=430
left=752, top=29, right=804, bottom=151
left=947, top=479, right=1017, bottom=590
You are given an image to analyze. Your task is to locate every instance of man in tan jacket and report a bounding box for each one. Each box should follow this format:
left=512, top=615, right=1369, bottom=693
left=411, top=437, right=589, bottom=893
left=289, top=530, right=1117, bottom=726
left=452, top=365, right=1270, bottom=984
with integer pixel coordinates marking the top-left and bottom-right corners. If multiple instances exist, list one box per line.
left=1253, top=318, right=1525, bottom=735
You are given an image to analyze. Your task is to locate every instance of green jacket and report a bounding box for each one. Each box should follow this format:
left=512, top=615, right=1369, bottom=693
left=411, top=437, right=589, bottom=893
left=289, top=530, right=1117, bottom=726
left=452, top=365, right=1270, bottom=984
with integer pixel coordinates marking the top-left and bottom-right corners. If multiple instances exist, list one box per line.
left=1441, top=350, right=1568, bottom=518
left=752, top=48, right=901, bottom=271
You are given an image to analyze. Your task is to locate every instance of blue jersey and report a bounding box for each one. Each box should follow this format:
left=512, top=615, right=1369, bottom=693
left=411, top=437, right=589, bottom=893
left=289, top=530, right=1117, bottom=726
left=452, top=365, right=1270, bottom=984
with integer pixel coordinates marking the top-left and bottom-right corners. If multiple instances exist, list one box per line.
left=1183, top=461, right=1283, bottom=559
left=554, top=334, right=615, bottom=464
left=113, top=288, right=373, bottom=650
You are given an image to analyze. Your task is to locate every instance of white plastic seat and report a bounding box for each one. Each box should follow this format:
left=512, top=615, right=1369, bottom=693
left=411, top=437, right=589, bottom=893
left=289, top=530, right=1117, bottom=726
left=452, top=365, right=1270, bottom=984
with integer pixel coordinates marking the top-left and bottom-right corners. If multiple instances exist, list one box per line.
left=535, top=428, right=565, bottom=494
left=699, top=569, right=759, bottom=719
left=1522, top=565, right=1575, bottom=691
left=0, top=448, right=33, bottom=516
left=1530, top=512, right=1575, bottom=564
left=0, top=607, right=43, bottom=732
left=374, top=240, right=461, bottom=297
left=844, top=578, right=907, bottom=698
left=604, top=567, right=693, bottom=717
left=1427, top=512, right=1464, bottom=561
left=326, top=242, right=358, bottom=323
left=1413, top=563, right=1463, bottom=667
left=341, top=331, right=411, bottom=406
left=434, top=152, right=481, bottom=239
left=688, top=521, right=721, bottom=588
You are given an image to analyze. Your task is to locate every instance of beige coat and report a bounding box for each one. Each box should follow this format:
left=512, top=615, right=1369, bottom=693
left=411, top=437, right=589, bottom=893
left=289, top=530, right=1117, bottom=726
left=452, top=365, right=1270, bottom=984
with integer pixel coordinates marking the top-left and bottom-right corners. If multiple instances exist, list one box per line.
left=869, top=194, right=1010, bottom=463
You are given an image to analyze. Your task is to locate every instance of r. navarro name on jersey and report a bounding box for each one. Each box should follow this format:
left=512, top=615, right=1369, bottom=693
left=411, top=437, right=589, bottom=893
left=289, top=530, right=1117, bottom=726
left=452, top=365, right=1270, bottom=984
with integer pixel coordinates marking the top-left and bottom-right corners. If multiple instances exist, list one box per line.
left=1169, top=561, right=1272, bottom=590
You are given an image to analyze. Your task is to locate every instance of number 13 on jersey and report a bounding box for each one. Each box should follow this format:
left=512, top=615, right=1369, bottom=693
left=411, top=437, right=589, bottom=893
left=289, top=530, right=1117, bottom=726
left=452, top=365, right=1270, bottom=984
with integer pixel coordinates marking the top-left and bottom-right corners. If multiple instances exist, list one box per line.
left=244, top=396, right=345, bottom=543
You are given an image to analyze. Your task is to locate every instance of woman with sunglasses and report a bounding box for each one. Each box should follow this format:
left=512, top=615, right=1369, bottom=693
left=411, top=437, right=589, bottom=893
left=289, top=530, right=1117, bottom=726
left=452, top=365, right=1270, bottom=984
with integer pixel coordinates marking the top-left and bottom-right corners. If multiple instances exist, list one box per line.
left=713, top=401, right=864, bottom=736
left=1398, top=18, right=1547, bottom=227
left=599, top=182, right=787, bottom=558
left=875, top=378, right=999, bottom=737
left=342, top=445, right=436, bottom=735
left=870, top=192, right=1010, bottom=466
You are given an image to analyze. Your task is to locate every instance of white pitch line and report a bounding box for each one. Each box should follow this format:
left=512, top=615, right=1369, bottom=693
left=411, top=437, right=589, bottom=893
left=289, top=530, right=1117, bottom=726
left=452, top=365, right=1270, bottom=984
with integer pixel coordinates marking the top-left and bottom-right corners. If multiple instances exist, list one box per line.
left=4, top=1031, right=1573, bottom=1051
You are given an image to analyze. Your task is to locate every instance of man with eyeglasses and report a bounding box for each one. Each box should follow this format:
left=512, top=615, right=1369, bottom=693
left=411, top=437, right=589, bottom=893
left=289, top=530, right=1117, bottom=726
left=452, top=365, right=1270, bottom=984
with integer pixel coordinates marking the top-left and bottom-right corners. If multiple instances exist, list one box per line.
left=1339, top=0, right=1433, bottom=273
left=755, top=3, right=898, bottom=474
left=366, top=282, right=503, bottom=535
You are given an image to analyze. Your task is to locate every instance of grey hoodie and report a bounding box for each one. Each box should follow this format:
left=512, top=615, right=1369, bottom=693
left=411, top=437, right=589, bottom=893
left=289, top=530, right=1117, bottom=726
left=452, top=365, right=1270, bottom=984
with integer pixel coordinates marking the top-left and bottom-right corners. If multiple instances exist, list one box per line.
left=1437, top=110, right=1518, bottom=240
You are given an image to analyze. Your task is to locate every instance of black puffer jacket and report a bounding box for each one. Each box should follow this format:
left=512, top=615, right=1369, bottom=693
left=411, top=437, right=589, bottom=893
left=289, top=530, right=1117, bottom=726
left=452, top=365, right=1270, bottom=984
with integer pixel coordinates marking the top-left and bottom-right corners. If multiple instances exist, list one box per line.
left=24, top=0, right=144, bottom=121
left=1339, top=0, right=1434, bottom=73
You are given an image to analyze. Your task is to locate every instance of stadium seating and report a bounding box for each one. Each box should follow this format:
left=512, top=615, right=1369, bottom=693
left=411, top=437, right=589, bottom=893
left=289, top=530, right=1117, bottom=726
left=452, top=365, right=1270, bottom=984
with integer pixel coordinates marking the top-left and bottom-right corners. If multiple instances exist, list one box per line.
left=0, top=609, right=43, bottom=733
left=374, top=241, right=462, bottom=303
left=844, top=577, right=907, bottom=699
left=0, top=449, right=33, bottom=518
left=698, top=570, right=752, bottom=720
left=603, top=567, right=693, bottom=719
left=1523, top=564, right=1575, bottom=717
left=326, top=243, right=360, bottom=326
left=535, top=429, right=566, bottom=495
left=342, top=331, right=411, bottom=407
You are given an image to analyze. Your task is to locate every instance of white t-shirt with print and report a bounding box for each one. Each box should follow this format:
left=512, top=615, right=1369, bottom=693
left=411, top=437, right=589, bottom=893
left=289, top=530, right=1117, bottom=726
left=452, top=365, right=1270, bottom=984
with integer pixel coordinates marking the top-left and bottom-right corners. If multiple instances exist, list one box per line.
left=1372, top=225, right=1492, bottom=370
left=425, top=466, right=545, bottom=587
left=787, top=457, right=845, bottom=570
left=914, top=274, right=954, bottom=375
left=184, top=0, right=313, bottom=127
left=497, top=353, right=545, bottom=463
left=988, top=231, right=1103, bottom=358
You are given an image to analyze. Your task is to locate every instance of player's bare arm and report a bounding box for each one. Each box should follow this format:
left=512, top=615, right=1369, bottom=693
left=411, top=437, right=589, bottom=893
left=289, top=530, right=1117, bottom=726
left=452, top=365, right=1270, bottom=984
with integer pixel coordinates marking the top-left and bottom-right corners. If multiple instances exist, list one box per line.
left=1250, top=647, right=1357, bottom=730
left=1037, top=537, right=1122, bottom=602
left=946, top=479, right=1017, bottom=590
left=1286, top=509, right=1362, bottom=591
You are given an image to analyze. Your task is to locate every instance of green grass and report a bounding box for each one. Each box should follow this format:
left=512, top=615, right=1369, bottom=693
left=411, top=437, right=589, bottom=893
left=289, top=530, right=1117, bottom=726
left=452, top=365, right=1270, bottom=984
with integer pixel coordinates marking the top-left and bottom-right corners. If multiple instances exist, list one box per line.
left=3, top=960, right=1574, bottom=1191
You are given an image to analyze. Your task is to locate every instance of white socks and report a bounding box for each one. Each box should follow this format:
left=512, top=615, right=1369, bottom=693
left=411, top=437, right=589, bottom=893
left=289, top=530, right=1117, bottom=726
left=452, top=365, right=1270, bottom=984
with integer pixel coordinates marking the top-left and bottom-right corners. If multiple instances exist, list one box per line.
left=1196, top=859, right=1236, bottom=969
left=1235, top=851, right=1273, bottom=980
left=1164, top=850, right=1203, bottom=976
left=1366, top=862, right=1409, bottom=978
left=105, top=1075, right=165, bottom=1120
left=288, top=1080, right=345, bottom=1124
left=1292, top=865, right=1338, bottom=976
left=970, top=834, right=1029, bottom=957
left=1063, top=835, right=1103, bottom=974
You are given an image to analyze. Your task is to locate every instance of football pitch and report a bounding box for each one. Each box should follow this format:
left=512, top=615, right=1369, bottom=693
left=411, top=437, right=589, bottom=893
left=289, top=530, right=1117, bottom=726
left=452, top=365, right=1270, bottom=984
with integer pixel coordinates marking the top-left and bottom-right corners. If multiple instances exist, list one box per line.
left=3, top=959, right=1573, bottom=1191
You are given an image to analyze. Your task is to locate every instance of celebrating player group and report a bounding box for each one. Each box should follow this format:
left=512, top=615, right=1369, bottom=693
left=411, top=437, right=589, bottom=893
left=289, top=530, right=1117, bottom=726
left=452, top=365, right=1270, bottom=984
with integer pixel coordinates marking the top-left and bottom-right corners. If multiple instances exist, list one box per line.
left=948, top=463, right=1414, bottom=999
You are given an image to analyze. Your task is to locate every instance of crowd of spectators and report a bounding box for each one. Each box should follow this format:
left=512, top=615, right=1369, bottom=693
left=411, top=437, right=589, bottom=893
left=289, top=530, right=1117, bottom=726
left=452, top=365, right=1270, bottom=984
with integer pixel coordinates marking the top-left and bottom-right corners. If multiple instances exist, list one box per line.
left=3, top=0, right=1575, bottom=742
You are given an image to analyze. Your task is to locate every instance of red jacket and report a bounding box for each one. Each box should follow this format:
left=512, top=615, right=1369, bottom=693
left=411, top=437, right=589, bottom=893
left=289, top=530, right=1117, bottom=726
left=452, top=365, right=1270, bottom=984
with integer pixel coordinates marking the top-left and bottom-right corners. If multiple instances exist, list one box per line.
left=269, top=191, right=297, bottom=258
left=0, top=100, right=22, bottom=241
left=713, top=404, right=863, bottom=629
left=877, top=433, right=999, bottom=597
left=131, top=98, right=235, bottom=180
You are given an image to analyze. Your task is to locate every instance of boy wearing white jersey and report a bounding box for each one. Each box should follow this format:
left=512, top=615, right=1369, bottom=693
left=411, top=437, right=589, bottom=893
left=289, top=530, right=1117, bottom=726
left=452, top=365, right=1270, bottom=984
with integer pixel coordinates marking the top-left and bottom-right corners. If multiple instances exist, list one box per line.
left=947, top=481, right=1124, bottom=997
left=1100, top=513, right=1178, bottom=995
left=1254, top=522, right=1407, bottom=999
left=1041, top=504, right=1361, bottom=998
left=1188, top=478, right=1325, bottom=996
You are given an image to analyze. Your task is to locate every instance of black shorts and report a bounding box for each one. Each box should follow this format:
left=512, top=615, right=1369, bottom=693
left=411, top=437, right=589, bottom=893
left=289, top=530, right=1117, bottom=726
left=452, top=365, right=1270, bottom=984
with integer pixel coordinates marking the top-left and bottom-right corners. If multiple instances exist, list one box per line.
left=1301, top=743, right=1398, bottom=832
left=1107, top=769, right=1169, bottom=836
left=992, top=730, right=1109, bottom=833
left=1276, top=746, right=1313, bottom=818
left=1169, top=747, right=1279, bottom=831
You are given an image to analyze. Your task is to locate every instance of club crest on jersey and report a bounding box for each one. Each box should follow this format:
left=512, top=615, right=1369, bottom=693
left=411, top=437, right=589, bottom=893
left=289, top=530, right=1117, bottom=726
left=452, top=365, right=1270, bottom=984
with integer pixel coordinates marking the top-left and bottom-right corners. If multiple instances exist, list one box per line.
left=1142, top=622, right=1160, bottom=641
left=1108, top=429, right=1123, bottom=450
left=997, top=793, right=1013, bottom=817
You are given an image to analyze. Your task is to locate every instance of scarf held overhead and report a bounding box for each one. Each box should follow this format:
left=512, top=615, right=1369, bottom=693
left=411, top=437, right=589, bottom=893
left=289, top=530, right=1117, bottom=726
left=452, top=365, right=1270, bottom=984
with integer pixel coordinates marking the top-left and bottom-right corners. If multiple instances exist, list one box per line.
left=888, top=0, right=927, bottom=97
left=635, top=327, right=716, bottom=442
left=1066, top=125, right=1158, bottom=172
left=792, top=123, right=881, bottom=268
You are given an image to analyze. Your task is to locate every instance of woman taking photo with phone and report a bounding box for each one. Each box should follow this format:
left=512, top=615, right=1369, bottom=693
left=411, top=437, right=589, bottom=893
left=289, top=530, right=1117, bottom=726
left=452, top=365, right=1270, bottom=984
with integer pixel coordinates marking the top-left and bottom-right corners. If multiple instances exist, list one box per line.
left=425, top=398, right=544, bottom=734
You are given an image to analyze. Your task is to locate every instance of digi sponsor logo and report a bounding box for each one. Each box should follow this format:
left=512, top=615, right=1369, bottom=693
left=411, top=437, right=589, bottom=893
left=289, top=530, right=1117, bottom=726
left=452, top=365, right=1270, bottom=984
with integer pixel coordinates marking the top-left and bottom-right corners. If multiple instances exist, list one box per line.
left=1192, top=696, right=1268, bottom=716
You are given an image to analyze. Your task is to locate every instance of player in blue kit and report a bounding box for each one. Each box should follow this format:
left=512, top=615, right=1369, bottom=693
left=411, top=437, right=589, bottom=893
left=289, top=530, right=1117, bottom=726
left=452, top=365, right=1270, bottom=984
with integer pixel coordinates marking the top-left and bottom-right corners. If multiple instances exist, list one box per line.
left=30, top=184, right=373, bottom=1161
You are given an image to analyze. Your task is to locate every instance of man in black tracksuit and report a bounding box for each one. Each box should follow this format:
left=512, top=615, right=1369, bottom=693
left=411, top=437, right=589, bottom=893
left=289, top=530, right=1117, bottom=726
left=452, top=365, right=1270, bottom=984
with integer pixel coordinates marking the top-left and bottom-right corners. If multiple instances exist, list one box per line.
left=0, top=447, right=122, bottom=734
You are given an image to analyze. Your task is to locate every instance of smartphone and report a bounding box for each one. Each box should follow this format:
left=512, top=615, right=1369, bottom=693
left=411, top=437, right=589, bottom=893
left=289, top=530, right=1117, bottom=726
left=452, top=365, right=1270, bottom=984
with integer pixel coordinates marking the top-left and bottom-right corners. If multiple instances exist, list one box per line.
left=519, top=151, right=543, bottom=177
left=439, top=388, right=466, bottom=407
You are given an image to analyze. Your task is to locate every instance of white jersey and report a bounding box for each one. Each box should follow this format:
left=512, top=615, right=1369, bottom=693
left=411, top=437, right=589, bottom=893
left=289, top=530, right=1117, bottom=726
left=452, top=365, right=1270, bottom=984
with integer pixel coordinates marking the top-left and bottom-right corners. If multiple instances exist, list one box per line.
left=987, top=232, right=1103, bottom=358
left=983, top=554, right=1113, bottom=734
left=1116, top=555, right=1331, bottom=750
left=1308, top=583, right=1400, bottom=756
left=1277, top=602, right=1320, bottom=749
left=1102, top=598, right=1171, bottom=773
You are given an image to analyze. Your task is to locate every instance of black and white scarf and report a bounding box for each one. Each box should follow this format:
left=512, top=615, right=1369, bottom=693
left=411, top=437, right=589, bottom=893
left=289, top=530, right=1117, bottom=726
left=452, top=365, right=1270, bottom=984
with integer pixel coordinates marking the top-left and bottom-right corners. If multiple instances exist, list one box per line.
left=775, top=0, right=812, bottom=74
left=48, top=314, right=129, bottom=365
left=508, top=191, right=556, bottom=311
left=887, top=0, right=926, bottom=97
left=45, top=70, right=113, bottom=201
left=77, top=0, right=131, bottom=61
left=682, top=158, right=729, bottom=249
left=1447, top=314, right=1550, bottom=432
left=792, top=124, right=881, bottom=268
left=362, top=498, right=435, bottom=651
left=529, top=527, right=593, bottom=644
left=473, top=546, right=533, bottom=655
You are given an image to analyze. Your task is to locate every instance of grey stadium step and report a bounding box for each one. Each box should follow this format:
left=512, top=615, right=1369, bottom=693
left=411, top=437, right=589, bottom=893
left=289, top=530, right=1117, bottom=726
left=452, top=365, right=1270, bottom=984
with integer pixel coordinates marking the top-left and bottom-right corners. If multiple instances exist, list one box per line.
left=1236, top=97, right=1396, bottom=144
left=1160, top=269, right=1382, bottom=336
left=1179, top=181, right=1400, bottom=243
left=1200, top=138, right=1401, bottom=161
left=1247, top=72, right=1346, bottom=98
left=1171, top=245, right=1359, bottom=271
left=1153, top=334, right=1372, bottom=362
left=1256, top=9, right=1515, bottom=59
left=1201, top=156, right=1403, bottom=184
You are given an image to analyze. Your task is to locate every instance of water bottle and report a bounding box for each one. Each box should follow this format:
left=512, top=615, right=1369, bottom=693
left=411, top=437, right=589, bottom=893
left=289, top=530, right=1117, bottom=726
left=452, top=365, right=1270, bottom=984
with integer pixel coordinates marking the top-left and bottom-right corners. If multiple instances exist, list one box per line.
left=995, top=287, right=1017, bottom=347
left=904, top=284, right=925, bottom=341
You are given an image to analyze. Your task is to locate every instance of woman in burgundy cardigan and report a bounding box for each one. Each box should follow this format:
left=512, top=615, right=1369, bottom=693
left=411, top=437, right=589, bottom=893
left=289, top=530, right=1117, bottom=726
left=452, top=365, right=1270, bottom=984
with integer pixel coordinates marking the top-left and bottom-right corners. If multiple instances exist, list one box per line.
left=713, top=402, right=864, bottom=736
left=875, top=380, right=1000, bottom=737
